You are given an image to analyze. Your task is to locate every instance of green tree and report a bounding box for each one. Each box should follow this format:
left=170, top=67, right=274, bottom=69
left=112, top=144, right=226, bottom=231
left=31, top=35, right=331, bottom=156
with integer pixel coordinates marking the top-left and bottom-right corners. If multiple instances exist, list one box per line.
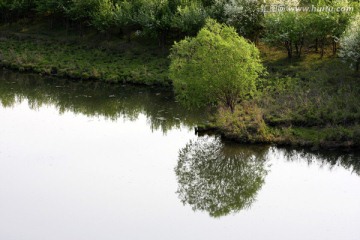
left=172, top=1, right=207, bottom=36
left=209, top=0, right=264, bottom=42
left=264, top=12, right=307, bottom=58
left=114, top=0, right=144, bottom=41
left=35, top=0, right=72, bottom=29
left=0, top=0, right=35, bottom=22
left=339, top=14, right=360, bottom=72
left=64, top=0, right=100, bottom=36
left=169, top=19, right=264, bottom=112
left=136, top=0, right=181, bottom=48
left=91, top=0, right=117, bottom=33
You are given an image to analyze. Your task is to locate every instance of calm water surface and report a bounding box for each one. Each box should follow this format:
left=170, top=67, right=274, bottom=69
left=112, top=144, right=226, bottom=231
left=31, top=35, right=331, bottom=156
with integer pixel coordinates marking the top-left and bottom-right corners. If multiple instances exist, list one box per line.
left=0, top=70, right=360, bottom=240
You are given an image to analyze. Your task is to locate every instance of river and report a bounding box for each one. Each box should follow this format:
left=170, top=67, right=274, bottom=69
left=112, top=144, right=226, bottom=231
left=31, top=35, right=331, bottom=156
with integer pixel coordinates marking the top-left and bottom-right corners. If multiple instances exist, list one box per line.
left=0, top=70, right=359, bottom=240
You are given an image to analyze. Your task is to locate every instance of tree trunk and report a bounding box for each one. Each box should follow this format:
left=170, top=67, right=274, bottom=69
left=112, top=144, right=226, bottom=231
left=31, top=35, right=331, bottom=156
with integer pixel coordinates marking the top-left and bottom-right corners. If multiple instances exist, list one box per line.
left=285, top=41, right=293, bottom=59
left=50, top=15, right=54, bottom=29
left=227, top=98, right=235, bottom=113
left=315, top=38, right=318, bottom=52
left=126, top=30, right=132, bottom=43
left=158, top=30, right=167, bottom=52
left=65, top=18, right=69, bottom=37
left=332, top=41, right=337, bottom=55
left=320, top=39, right=325, bottom=58
left=79, top=22, right=83, bottom=37
left=295, top=43, right=299, bottom=56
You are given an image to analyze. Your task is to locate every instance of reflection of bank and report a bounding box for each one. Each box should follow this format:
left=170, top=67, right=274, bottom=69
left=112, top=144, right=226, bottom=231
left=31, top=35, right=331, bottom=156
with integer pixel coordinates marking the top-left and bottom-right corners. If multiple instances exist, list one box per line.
left=0, top=69, right=207, bottom=133
left=278, top=147, right=360, bottom=176
left=175, top=136, right=270, bottom=218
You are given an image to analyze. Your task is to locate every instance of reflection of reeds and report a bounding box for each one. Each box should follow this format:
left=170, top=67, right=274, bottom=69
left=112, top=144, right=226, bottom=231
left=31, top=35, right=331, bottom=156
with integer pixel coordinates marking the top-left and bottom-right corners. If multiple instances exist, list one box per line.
left=275, top=147, right=360, bottom=176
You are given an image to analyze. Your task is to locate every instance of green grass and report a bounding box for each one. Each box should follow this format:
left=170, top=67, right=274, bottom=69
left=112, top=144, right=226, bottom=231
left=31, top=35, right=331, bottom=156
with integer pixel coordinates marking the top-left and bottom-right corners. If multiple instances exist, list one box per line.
left=210, top=44, right=360, bottom=149
left=0, top=29, right=170, bottom=86
left=257, top=44, right=360, bottom=127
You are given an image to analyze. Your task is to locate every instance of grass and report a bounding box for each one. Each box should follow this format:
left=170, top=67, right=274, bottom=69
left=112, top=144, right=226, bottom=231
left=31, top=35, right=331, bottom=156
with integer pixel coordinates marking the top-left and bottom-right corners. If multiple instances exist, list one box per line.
left=0, top=23, right=170, bottom=86
left=259, top=46, right=359, bottom=127
left=210, top=44, right=360, bottom=149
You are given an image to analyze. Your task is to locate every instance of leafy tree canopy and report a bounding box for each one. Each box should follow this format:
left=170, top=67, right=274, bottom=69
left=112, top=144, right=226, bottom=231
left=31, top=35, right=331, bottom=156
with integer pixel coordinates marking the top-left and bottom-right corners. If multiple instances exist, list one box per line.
left=169, top=18, right=264, bottom=111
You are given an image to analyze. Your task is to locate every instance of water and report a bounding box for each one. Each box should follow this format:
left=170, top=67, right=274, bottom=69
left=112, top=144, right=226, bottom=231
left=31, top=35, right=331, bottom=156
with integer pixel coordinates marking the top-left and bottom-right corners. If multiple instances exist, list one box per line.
left=0, top=70, right=359, bottom=240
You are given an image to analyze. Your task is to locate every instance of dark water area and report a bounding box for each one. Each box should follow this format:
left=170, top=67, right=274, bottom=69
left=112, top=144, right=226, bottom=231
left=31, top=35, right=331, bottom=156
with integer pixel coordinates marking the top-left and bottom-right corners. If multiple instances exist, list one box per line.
left=0, top=70, right=359, bottom=240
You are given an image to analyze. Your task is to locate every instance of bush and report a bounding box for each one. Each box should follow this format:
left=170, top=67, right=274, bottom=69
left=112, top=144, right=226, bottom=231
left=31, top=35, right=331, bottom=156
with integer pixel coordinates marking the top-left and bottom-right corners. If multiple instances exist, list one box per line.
left=169, top=18, right=264, bottom=111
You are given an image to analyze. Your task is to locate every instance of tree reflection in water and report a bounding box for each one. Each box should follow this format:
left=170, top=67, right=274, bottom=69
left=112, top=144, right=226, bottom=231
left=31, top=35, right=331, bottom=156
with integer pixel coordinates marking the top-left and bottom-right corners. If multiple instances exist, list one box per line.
left=175, top=136, right=270, bottom=218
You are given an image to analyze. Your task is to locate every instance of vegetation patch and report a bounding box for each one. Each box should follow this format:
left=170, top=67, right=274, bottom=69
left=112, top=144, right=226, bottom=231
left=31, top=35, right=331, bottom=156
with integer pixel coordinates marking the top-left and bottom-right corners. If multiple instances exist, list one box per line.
left=0, top=33, right=170, bottom=86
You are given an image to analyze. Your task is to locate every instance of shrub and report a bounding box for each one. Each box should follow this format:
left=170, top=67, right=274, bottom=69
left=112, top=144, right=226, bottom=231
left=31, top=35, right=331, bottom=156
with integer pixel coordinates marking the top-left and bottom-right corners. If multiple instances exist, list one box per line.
left=169, top=19, right=264, bottom=111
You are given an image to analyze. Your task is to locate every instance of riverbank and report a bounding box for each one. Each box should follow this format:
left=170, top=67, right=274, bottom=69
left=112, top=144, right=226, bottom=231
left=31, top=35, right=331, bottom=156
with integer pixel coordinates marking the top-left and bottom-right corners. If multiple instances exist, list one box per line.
left=0, top=30, right=170, bottom=86
left=197, top=124, right=360, bottom=151
left=0, top=26, right=359, bottom=150
left=196, top=45, right=360, bottom=150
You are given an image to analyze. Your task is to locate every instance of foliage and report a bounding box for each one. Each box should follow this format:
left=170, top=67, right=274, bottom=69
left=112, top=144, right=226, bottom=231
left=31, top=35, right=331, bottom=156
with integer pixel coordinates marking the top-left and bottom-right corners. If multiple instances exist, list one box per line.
left=339, top=14, right=360, bottom=71
left=135, top=0, right=177, bottom=46
left=91, top=0, right=117, bottom=32
left=209, top=0, right=264, bottom=41
left=172, top=1, right=207, bottom=35
left=169, top=19, right=264, bottom=111
left=34, top=0, right=70, bottom=17
left=175, top=136, right=268, bottom=217
left=64, top=0, right=99, bottom=25
left=264, top=12, right=308, bottom=58
left=0, top=0, right=35, bottom=22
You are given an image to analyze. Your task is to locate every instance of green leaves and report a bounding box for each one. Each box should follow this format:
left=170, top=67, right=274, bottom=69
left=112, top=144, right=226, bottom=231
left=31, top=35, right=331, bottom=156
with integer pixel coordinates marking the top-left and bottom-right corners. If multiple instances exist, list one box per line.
left=91, top=0, right=117, bottom=32
left=169, top=19, right=264, bottom=110
left=339, top=14, right=360, bottom=71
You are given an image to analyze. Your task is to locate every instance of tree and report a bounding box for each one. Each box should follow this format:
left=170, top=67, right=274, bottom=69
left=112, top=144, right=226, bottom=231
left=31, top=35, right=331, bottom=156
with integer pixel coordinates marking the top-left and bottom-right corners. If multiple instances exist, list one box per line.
left=175, top=136, right=268, bottom=217
left=35, top=0, right=72, bottom=29
left=169, top=19, right=264, bottom=112
left=208, top=0, right=264, bottom=42
left=136, top=0, right=180, bottom=48
left=339, top=14, right=360, bottom=72
left=0, top=0, right=36, bottom=22
left=264, top=12, right=307, bottom=58
left=64, top=0, right=100, bottom=36
left=91, top=0, right=117, bottom=33
left=172, top=1, right=207, bottom=36
left=113, top=0, right=144, bottom=41
left=306, top=13, right=337, bottom=57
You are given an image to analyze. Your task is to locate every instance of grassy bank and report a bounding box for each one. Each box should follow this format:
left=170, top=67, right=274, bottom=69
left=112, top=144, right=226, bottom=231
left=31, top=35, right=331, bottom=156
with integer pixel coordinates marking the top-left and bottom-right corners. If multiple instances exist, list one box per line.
left=0, top=27, right=170, bottom=86
left=203, top=45, right=360, bottom=150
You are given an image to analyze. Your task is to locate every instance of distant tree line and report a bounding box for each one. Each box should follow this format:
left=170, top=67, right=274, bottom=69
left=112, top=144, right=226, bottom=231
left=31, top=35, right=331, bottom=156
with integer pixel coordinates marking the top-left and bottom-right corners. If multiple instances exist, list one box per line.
left=0, top=0, right=359, bottom=58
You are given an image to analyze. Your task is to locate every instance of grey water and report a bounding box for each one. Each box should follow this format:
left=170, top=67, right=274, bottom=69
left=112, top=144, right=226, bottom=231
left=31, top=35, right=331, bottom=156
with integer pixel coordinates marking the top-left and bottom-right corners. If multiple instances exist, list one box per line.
left=0, top=70, right=359, bottom=240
